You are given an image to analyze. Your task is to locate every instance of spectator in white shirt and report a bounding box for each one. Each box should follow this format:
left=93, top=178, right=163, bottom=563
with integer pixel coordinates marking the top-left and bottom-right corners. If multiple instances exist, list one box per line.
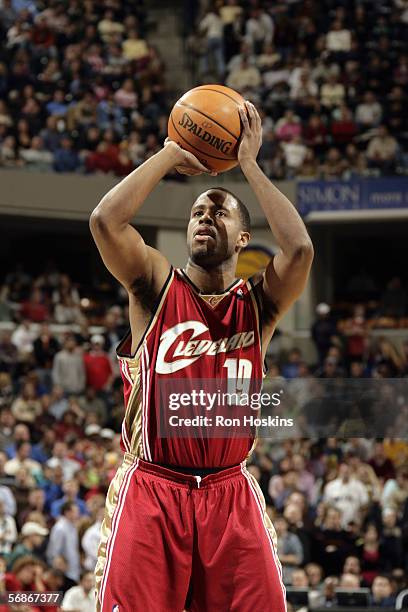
left=198, top=8, right=225, bottom=77
left=0, top=500, right=17, bottom=555
left=367, top=125, right=398, bottom=174
left=82, top=507, right=104, bottom=571
left=320, top=74, right=346, bottom=108
left=226, top=58, right=261, bottom=93
left=326, top=19, right=352, bottom=54
left=11, top=320, right=36, bottom=358
left=245, top=8, right=274, bottom=53
left=282, top=135, right=308, bottom=175
left=355, top=91, right=383, bottom=128
left=62, top=571, right=96, bottom=612
left=324, top=463, right=369, bottom=528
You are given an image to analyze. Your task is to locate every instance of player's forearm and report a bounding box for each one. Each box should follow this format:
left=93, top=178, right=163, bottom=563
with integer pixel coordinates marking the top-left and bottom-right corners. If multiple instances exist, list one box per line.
left=91, top=147, right=177, bottom=228
left=240, top=159, right=312, bottom=257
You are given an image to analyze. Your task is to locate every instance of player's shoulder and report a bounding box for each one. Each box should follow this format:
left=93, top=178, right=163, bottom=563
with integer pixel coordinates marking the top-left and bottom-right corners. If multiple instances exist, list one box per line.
left=246, top=272, right=278, bottom=321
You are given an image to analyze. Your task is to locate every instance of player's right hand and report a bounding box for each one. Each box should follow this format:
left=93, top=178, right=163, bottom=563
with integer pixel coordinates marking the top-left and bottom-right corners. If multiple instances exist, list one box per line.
left=164, top=138, right=217, bottom=176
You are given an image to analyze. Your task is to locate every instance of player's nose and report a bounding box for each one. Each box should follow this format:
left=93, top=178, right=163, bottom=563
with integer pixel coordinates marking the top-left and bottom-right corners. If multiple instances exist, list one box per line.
left=199, top=211, right=214, bottom=225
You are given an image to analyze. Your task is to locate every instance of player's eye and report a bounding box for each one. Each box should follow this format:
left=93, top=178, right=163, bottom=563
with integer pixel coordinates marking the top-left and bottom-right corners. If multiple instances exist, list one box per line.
left=193, top=210, right=203, bottom=217
left=215, top=210, right=225, bottom=217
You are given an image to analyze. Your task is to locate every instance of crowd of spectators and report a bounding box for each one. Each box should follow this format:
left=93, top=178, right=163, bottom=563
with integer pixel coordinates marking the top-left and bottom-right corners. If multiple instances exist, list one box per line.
left=0, top=0, right=170, bottom=176
left=191, top=0, right=408, bottom=179
left=1, top=262, right=408, bottom=609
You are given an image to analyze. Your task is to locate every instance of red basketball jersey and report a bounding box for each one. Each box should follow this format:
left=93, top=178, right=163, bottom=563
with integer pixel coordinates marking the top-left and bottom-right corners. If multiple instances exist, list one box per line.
left=117, top=268, right=263, bottom=467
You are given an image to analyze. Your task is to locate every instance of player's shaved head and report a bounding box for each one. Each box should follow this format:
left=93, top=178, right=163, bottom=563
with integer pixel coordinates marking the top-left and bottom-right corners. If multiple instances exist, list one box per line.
left=204, top=188, right=251, bottom=233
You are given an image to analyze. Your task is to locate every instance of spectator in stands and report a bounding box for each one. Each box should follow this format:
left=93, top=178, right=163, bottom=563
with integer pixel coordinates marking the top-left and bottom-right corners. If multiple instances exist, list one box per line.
left=275, top=515, right=304, bottom=584
left=52, top=336, right=85, bottom=396
left=7, top=521, right=48, bottom=569
left=245, top=8, right=274, bottom=54
left=61, top=570, right=95, bottom=611
left=0, top=499, right=17, bottom=555
left=4, top=440, right=41, bottom=481
left=83, top=335, right=113, bottom=393
left=320, top=73, right=346, bottom=108
left=10, top=381, right=41, bottom=424
left=53, top=137, right=80, bottom=173
left=226, top=57, right=261, bottom=93
left=369, top=575, right=396, bottom=607
left=46, top=501, right=80, bottom=583
left=324, top=463, right=369, bottom=528
left=50, top=479, right=87, bottom=519
left=198, top=7, right=225, bottom=78
left=355, top=91, right=383, bottom=128
left=326, top=19, right=352, bottom=58
left=366, top=125, right=398, bottom=175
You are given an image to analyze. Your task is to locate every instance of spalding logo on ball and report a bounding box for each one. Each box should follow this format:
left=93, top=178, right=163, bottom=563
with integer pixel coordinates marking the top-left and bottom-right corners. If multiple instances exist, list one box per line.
left=168, top=84, right=246, bottom=173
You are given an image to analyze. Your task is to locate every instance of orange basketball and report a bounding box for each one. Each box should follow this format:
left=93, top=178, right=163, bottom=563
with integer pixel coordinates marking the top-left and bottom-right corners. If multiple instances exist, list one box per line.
left=168, top=84, right=245, bottom=173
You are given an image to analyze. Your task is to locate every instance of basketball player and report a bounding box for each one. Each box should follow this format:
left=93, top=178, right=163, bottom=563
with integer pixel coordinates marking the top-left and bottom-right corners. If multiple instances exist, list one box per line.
left=91, top=102, right=313, bottom=611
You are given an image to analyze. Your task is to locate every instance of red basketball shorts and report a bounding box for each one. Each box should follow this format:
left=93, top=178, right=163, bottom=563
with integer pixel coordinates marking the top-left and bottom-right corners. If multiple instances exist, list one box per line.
left=95, top=454, right=286, bottom=612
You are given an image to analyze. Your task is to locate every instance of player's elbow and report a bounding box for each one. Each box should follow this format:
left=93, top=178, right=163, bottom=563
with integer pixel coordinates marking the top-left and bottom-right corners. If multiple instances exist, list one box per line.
left=291, top=238, right=314, bottom=266
left=89, top=200, right=112, bottom=236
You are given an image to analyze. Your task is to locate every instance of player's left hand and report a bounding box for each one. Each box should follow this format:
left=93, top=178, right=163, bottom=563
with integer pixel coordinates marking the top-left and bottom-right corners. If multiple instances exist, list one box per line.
left=238, top=101, right=262, bottom=165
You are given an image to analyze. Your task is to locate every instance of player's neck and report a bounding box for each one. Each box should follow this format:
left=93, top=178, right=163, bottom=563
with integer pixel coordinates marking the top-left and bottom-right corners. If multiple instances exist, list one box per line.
left=184, top=260, right=237, bottom=294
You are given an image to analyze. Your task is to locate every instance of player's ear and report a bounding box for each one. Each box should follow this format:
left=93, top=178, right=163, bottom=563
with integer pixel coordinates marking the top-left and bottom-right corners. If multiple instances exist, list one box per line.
left=237, top=231, right=250, bottom=249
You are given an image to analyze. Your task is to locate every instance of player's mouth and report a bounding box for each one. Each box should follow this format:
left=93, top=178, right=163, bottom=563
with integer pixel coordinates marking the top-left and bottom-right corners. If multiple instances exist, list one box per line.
left=194, top=227, right=216, bottom=242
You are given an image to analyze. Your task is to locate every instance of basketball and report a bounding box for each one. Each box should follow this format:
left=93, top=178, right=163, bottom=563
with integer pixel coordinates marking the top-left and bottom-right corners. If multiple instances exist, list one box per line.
left=168, top=84, right=245, bottom=173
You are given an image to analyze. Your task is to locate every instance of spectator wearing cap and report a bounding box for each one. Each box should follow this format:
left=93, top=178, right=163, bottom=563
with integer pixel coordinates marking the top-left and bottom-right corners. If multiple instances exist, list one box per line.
left=83, top=335, right=113, bottom=393
left=50, top=479, right=88, bottom=519
left=52, top=336, right=85, bottom=396
left=61, top=570, right=96, bottom=612
left=47, top=501, right=80, bottom=582
left=7, top=521, right=48, bottom=569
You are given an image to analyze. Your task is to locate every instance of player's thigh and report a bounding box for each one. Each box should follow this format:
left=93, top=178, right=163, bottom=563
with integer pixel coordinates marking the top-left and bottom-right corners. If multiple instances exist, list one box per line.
left=190, top=472, right=286, bottom=612
left=98, top=468, right=194, bottom=612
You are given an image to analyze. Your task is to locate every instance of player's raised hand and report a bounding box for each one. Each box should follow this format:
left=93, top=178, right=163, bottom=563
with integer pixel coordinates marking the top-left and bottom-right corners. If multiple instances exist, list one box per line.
left=164, top=138, right=216, bottom=176
left=238, top=101, right=262, bottom=166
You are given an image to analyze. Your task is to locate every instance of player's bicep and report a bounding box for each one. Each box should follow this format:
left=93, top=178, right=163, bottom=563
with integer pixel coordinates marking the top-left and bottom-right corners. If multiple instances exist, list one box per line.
left=89, top=212, right=169, bottom=290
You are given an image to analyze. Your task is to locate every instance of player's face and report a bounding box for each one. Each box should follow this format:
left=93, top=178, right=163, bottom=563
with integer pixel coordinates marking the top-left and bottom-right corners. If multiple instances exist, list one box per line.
left=187, top=190, right=249, bottom=267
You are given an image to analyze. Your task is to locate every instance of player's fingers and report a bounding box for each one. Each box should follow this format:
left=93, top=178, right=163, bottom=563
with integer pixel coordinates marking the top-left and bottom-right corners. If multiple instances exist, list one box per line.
left=175, top=166, right=202, bottom=176
left=251, top=102, right=261, bottom=127
left=245, top=101, right=256, bottom=125
left=239, top=106, right=249, bottom=132
left=183, top=151, right=211, bottom=173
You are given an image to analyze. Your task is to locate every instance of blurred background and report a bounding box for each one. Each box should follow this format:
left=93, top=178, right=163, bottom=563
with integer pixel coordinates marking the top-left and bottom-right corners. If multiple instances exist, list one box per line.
left=0, top=0, right=408, bottom=610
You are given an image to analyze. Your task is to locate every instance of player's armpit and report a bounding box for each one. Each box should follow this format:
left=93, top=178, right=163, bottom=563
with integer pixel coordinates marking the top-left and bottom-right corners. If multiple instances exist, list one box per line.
left=262, top=245, right=313, bottom=319
left=89, top=210, right=170, bottom=293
